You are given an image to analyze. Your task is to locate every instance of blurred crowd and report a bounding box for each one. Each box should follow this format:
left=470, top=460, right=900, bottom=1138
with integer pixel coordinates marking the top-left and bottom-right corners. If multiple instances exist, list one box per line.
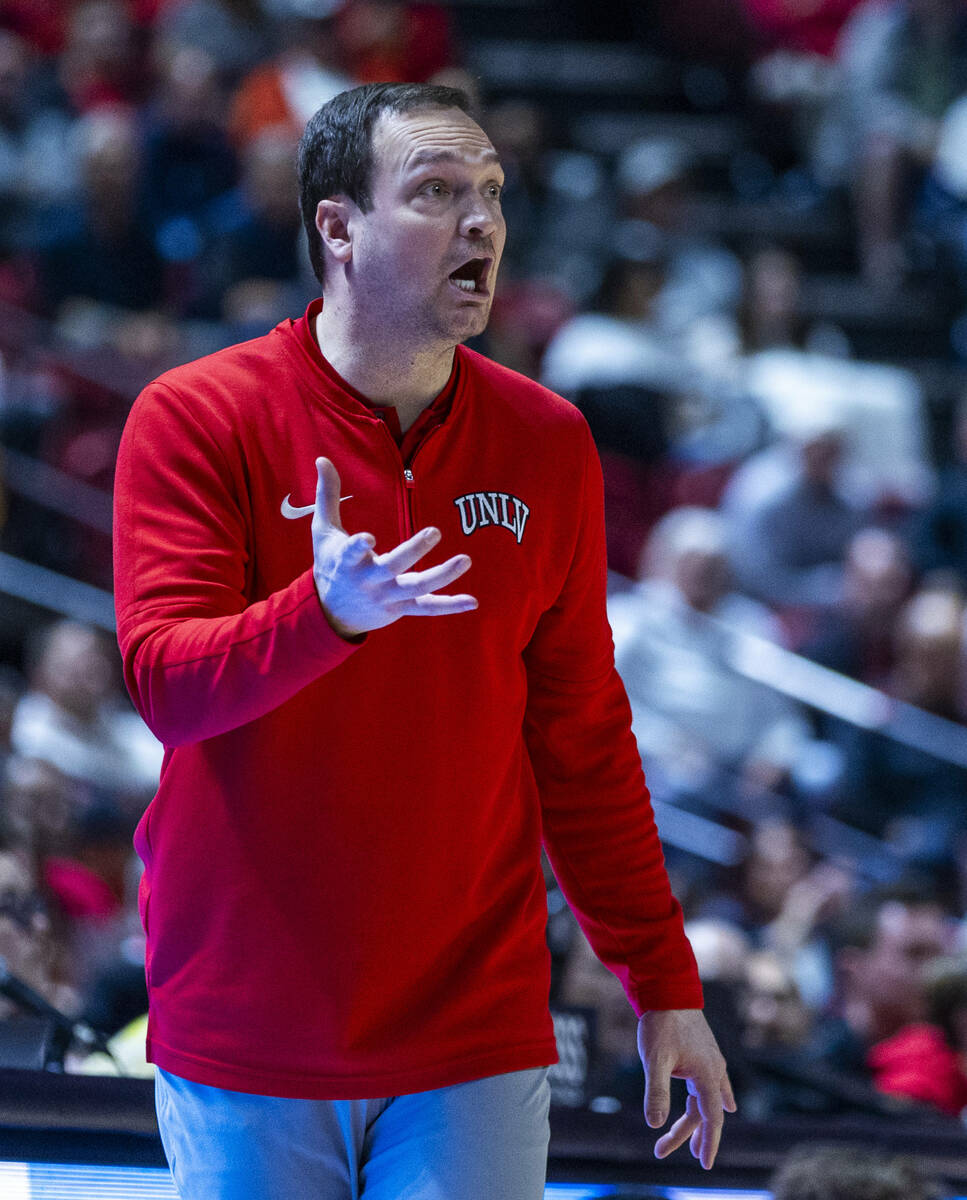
left=0, top=0, right=966, bottom=1140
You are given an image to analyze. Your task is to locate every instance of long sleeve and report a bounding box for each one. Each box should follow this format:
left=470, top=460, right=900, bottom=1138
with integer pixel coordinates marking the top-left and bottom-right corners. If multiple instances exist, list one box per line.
left=523, top=425, right=702, bottom=1015
left=113, top=381, right=361, bottom=748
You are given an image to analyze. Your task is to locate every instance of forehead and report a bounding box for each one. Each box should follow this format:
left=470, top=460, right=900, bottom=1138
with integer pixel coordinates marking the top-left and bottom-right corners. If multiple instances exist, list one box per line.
left=371, top=107, right=500, bottom=179
left=876, top=901, right=947, bottom=946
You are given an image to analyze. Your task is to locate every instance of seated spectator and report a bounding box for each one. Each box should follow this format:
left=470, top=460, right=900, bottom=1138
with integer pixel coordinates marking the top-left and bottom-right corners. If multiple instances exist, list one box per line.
left=810, top=883, right=954, bottom=1087
left=0, top=844, right=78, bottom=1024
left=57, top=0, right=147, bottom=113
left=141, top=45, right=238, bottom=260
left=613, top=135, right=743, bottom=340
left=541, top=227, right=681, bottom=576
left=824, top=585, right=967, bottom=837
left=0, top=756, right=78, bottom=868
left=611, top=508, right=813, bottom=809
left=834, top=0, right=967, bottom=290
left=39, top=107, right=166, bottom=318
left=737, top=244, right=850, bottom=358
left=334, top=0, right=456, bottom=84
left=802, top=526, right=914, bottom=688
left=743, top=1, right=863, bottom=187
left=156, top=0, right=275, bottom=87
left=721, top=417, right=865, bottom=616
left=541, top=224, right=679, bottom=401
left=0, top=30, right=79, bottom=254
left=203, top=125, right=308, bottom=321
left=0, top=756, right=142, bottom=1000
left=770, top=1144, right=940, bottom=1200
left=484, top=97, right=609, bottom=303
left=910, top=392, right=967, bottom=588
left=228, top=2, right=354, bottom=148
left=867, top=954, right=967, bottom=1116
left=10, top=620, right=162, bottom=814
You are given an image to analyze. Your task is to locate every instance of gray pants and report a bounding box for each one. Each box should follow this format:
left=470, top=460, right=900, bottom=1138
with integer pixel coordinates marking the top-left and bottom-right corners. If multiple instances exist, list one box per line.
left=155, top=1066, right=551, bottom=1200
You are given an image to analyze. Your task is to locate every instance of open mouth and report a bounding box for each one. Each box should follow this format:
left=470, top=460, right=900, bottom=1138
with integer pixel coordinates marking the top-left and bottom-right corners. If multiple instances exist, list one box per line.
left=448, top=257, right=492, bottom=297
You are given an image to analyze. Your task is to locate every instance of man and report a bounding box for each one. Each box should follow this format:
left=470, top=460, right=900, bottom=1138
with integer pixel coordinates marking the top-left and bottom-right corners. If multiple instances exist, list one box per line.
left=113, top=82, right=734, bottom=1199
left=811, top=883, right=952, bottom=1081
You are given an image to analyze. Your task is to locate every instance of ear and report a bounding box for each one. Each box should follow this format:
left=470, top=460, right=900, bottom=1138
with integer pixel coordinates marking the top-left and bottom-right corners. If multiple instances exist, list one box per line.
left=315, top=197, right=354, bottom=267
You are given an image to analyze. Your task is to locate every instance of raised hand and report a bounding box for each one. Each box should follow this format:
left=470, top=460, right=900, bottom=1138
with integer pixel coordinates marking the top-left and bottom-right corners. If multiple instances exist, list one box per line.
left=312, top=457, right=477, bottom=640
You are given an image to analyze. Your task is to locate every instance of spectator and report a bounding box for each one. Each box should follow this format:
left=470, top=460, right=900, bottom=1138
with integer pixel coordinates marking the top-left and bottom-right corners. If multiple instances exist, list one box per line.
left=57, top=0, right=146, bottom=113
left=835, top=0, right=967, bottom=290
left=802, top=526, right=914, bottom=688
left=141, top=45, right=238, bottom=253
left=737, top=245, right=850, bottom=357
left=823, top=585, right=967, bottom=838
left=156, top=0, right=275, bottom=86
left=770, top=1144, right=941, bottom=1200
left=10, top=620, right=162, bottom=812
left=721, top=418, right=865, bottom=615
left=333, top=0, right=455, bottom=84
left=227, top=2, right=354, bottom=147
left=867, top=954, right=967, bottom=1116
left=541, top=228, right=681, bottom=576
left=810, top=884, right=953, bottom=1085
left=204, top=125, right=308, bottom=323
left=40, top=107, right=166, bottom=318
left=614, top=135, right=743, bottom=340
left=612, top=507, right=812, bottom=808
left=743, top=1, right=863, bottom=186
left=485, top=97, right=609, bottom=302
left=540, top=224, right=679, bottom=401
left=0, top=30, right=79, bottom=254
left=0, top=844, right=77, bottom=1022
left=0, top=755, right=77, bottom=864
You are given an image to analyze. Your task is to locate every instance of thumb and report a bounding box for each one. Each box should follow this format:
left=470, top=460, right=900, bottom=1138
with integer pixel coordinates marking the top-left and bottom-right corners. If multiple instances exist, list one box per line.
left=315, top=457, right=344, bottom=532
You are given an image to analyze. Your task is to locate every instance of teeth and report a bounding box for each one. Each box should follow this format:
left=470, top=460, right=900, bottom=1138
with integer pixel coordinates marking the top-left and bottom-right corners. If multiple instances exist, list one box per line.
left=452, top=278, right=476, bottom=292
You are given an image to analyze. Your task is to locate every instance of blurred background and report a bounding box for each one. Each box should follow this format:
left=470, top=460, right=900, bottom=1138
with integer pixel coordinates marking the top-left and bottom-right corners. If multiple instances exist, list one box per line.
left=1, top=0, right=967, bottom=1176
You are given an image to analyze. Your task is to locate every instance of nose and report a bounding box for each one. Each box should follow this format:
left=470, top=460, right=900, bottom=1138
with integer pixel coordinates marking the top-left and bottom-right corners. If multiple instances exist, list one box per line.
left=459, top=195, right=500, bottom=242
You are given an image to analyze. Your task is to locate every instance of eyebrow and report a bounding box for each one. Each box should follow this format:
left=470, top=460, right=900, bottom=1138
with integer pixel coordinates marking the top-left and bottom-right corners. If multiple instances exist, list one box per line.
left=405, top=148, right=503, bottom=172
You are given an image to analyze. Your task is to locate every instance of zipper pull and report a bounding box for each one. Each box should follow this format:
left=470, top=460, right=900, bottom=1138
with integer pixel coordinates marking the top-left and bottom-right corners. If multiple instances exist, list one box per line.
left=403, top=468, right=415, bottom=488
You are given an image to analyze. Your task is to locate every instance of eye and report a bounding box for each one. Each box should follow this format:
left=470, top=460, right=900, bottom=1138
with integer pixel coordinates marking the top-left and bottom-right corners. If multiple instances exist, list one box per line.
left=486, top=183, right=503, bottom=200
left=421, top=181, right=449, bottom=197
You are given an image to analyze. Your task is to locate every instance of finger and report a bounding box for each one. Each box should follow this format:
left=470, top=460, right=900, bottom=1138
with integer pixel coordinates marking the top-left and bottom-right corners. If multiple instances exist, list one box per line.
left=654, top=1096, right=700, bottom=1159
left=374, top=526, right=442, bottom=575
left=721, top=1071, right=738, bottom=1114
left=315, top=458, right=345, bottom=532
left=692, top=1080, right=726, bottom=1170
left=394, top=593, right=478, bottom=617
left=643, top=1058, right=671, bottom=1128
left=391, top=555, right=471, bottom=599
left=343, top=532, right=376, bottom=564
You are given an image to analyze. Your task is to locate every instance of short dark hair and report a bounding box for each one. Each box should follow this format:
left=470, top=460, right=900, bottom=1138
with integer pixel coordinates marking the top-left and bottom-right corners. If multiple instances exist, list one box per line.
left=770, top=1144, right=939, bottom=1200
left=297, top=82, right=473, bottom=286
left=827, top=879, right=945, bottom=956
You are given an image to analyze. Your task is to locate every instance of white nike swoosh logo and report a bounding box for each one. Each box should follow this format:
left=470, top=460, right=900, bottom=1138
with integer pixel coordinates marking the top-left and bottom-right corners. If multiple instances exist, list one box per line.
left=280, top=494, right=352, bottom=519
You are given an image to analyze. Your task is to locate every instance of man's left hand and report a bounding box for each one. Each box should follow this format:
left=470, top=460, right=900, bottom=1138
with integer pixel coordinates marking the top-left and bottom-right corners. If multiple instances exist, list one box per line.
left=637, top=1008, right=736, bottom=1170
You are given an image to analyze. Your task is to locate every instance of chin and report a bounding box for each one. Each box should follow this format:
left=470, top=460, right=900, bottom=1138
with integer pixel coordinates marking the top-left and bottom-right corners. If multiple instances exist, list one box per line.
left=449, top=307, right=492, bottom=344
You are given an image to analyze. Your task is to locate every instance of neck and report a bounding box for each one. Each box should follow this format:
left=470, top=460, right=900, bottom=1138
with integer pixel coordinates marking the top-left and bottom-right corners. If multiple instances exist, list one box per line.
left=314, top=302, right=456, bottom=432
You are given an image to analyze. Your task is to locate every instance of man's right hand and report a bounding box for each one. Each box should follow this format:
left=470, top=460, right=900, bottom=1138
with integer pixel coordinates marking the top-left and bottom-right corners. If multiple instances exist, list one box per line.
left=312, top=457, right=477, bottom=640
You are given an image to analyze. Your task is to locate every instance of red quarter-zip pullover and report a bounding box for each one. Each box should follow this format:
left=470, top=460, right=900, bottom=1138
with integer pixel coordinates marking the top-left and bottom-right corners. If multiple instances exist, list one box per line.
left=113, top=299, right=701, bottom=1099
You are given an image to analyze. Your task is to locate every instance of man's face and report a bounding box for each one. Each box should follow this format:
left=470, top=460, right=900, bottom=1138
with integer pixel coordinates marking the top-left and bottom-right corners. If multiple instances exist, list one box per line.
left=854, top=902, right=951, bottom=1028
left=346, top=106, right=506, bottom=347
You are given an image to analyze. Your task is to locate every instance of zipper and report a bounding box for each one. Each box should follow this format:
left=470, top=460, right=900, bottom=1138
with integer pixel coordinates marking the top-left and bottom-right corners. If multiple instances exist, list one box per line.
left=402, top=467, right=416, bottom=536
left=377, top=415, right=447, bottom=541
